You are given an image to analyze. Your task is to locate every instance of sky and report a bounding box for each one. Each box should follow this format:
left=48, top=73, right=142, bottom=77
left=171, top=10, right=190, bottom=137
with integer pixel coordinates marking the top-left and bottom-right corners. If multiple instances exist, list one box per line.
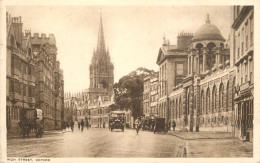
left=7, top=6, right=231, bottom=93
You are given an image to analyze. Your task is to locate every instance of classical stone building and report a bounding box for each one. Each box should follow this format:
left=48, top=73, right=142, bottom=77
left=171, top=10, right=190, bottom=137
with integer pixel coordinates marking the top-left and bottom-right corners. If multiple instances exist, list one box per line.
left=156, top=34, right=190, bottom=124
left=157, top=15, right=236, bottom=132
left=6, top=13, right=36, bottom=132
left=84, top=15, right=114, bottom=127
left=231, top=6, right=254, bottom=141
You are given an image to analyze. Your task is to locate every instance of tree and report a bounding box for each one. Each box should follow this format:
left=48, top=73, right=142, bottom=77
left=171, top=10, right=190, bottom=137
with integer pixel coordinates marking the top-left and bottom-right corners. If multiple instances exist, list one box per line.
left=113, top=67, right=154, bottom=119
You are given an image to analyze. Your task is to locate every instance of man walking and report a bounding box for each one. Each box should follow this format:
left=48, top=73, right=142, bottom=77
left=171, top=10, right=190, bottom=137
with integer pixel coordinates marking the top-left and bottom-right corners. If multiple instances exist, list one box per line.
left=80, top=119, right=84, bottom=132
left=70, top=121, right=74, bottom=132
left=172, top=120, right=176, bottom=131
left=78, top=121, right=81, bottom=130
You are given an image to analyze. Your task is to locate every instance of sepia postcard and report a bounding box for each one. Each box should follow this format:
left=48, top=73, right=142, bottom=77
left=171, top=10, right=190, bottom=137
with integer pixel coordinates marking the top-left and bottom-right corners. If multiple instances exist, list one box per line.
left=0, top=0, right=260, bottom=163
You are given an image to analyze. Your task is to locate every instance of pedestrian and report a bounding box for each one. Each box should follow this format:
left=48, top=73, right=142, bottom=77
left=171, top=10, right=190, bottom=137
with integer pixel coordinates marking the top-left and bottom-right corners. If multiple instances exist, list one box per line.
left=78, top=121, right=80, bottom=130
left=172, top=120, right=176, bottom=131
left=70, top=121, right=74, bottom=132
left=80, top=119, right=84, bottom=132
left=86, top=121, right=89, bottom=130
left=62, top=121, right=65, bottom=132
left=103, top=121, right=105, bottom=128
left=135, top=117, right=141, bottom=134
left=168, top=120, right=171, bottom=131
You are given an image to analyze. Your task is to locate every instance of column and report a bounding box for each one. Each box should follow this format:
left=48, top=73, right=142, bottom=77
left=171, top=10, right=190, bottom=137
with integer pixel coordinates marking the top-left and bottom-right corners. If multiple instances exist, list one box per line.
left=189, top=85, right=194, bottom=132
left=182, top=88, right=187, bottom=126
left=187, top=56, right=190, bottom=75
left=191, top=55, right=194, bottom=74
left=202, top=48, right=207, bottom=73
left=193, top=51, right=197, bottom=74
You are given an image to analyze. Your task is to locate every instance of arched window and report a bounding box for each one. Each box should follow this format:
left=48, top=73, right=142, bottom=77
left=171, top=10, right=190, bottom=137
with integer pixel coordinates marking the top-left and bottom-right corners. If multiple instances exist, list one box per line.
left=196, top=43, right=203, bottom=73
left=206, top=88, right=210, bottom=114
left=207, top=42, right=216, bottom=70
left=212, top=86, right=217, bottom=113
left=226, top=82, right=229, bottom=112
left=219, top=84, right=224, bottom=111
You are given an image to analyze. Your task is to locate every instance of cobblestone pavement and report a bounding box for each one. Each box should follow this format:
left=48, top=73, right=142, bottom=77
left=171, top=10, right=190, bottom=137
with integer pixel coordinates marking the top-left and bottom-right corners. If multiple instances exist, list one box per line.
left=7, top=128, right=183, bottom=157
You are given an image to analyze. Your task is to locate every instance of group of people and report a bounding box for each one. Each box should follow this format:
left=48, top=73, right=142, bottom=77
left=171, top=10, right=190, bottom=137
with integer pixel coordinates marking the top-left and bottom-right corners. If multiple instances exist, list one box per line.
left=62, top=120, right=91, bottom=132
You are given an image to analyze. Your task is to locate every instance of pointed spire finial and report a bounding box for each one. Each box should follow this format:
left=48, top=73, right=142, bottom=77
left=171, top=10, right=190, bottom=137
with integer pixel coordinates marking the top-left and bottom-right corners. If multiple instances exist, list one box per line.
left=206, top=14, right=210, bottom=24
left=97, top=13, right=106, bottom=53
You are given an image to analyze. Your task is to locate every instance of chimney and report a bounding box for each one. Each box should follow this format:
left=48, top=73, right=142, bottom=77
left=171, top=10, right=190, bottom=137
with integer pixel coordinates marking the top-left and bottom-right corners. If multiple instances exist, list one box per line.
left=12, top=16, right=23, bottom=46
left=177, top=32, right=193, bottom=50
left=41, top=33, right=46, bottom=38
left=34, top=33, right=39, bottom=38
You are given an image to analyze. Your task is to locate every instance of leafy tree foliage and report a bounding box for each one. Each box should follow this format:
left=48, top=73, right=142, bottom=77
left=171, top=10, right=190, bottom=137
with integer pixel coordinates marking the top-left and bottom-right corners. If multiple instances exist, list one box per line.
left=112, top=67, right=154, bottom=119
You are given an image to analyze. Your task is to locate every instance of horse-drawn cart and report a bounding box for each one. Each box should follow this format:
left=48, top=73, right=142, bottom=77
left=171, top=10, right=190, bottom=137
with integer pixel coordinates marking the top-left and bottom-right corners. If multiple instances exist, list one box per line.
left=18, top=109, right=44, bottom=138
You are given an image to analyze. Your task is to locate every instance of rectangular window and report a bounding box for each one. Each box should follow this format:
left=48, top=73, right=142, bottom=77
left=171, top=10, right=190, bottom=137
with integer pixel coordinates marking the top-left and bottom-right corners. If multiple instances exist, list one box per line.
left=250, top=16, right=254, bottom=45
left=23, top=85, right=26, bottom=96
left=28, top=65, right=31, bottom=75
left=237, top=33, right=240, bottom=58
left=245, top=22, right=249, bottom=50
left=11, top=35, right=15, bottom=46
left=245, top=62, right=248, bottom=82
left=28, top=87, right=32, bottom=97
left=11, top=56, right=14, bottom=69
left=241, top=28, right=244, bottom=54
left=9, top=80, right=14, bottom=92
left=176, top=63, right=184, bottom=75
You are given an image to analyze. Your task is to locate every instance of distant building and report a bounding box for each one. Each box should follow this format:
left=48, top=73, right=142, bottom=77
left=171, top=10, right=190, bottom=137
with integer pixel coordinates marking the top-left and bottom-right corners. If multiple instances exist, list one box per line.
left=143, top=72, right=159, bottom=117
left=231, top=6, right=254, bottom=141
left=6, top=13, right=36, bottom=132
left=84, top=15, right=114, bottom=127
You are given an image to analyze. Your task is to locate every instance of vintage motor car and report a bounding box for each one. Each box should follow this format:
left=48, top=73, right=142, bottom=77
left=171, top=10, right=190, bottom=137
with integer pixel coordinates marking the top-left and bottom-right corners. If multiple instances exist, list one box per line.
left=153, top=117, right=167, bottom=134
left=110, top=110, right=125, bottom=132
left=18, top=108, right=44, bottom=138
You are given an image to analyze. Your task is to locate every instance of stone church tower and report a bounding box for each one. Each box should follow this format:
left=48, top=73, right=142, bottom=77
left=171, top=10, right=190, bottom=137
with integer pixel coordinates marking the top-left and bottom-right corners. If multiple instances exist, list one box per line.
left=89, top=15, right=114, bottom=98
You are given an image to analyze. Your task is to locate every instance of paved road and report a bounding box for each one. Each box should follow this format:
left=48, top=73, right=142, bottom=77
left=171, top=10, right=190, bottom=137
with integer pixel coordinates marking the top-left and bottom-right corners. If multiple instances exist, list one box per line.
left=7, top=128, right=183, bottom=157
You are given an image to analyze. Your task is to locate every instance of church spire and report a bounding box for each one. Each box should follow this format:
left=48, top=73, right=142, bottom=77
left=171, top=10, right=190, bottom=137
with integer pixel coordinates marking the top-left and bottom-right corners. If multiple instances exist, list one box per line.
left=206, top=14, right=210, bottom=24
left=97, top=14, right=106, bottom=53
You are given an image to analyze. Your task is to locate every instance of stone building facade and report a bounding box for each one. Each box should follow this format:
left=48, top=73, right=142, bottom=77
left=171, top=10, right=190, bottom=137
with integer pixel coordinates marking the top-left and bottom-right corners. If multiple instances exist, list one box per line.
left=156, top=33, right=190, bottom=124
left=6, top=13, right=36, bottom=132
left=30, top=32, right=64, bottom=130
left=231, top=6, right=254, bottom=141
left=6, top=13, right=64, bottom=131
left=156, top=15, right=237, bottom=133
left=143, top=72, right=159, bottom=117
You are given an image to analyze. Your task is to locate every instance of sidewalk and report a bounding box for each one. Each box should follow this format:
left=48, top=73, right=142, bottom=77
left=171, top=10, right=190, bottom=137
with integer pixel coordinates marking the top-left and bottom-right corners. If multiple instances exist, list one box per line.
left=169, top=131, right=253, bottom=157
left=7, top=129, right=67, bottom=139
left=168, top=131, right=234, bottom=140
